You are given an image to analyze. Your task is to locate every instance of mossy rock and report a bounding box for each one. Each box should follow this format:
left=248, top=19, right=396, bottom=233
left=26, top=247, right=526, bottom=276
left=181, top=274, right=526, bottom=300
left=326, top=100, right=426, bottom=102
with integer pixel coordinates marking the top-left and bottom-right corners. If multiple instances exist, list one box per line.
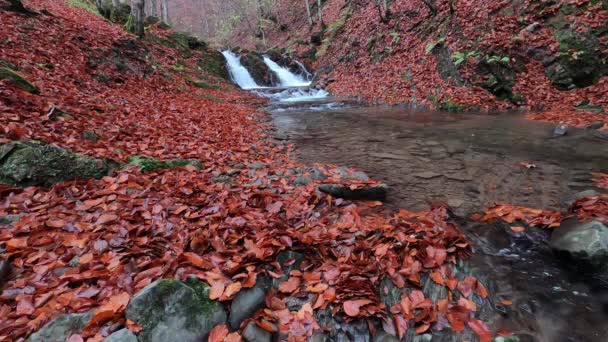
left=198, top=51, right=229, bottom=79
left=240, top=53, right=274, bottom=86
left=0, top=67, right=39, bottom=94
left=28, top=312, right=93, bottom=342
left=0, top=141, right=115, bottom=187
left=546, top=28, right=607, bottom=90
left=125, top=278, right=226, bottom=342
left=127, top=155, right=201, bottom=173
left=166, top=32, right=206, bottom=52
left=439, top=100, right=480, bottom=112
left=186, top=79, right=213, bottom=89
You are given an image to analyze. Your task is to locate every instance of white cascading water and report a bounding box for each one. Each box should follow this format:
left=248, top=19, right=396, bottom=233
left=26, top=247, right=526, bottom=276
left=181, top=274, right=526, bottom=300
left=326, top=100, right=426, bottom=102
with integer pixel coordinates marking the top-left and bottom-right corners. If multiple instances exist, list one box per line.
left=262, top=56, right=310, bottom=87
left=221, top=50, right=260, bottom=89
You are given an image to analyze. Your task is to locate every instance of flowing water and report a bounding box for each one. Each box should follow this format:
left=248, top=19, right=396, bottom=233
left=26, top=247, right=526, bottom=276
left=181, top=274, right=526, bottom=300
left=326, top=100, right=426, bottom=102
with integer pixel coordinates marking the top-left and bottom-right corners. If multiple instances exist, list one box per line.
left=221, top=50, right=261, bottom=89
left=262, top=56, right=311, bottom=87
left=222, top=55, right=608, bottom=341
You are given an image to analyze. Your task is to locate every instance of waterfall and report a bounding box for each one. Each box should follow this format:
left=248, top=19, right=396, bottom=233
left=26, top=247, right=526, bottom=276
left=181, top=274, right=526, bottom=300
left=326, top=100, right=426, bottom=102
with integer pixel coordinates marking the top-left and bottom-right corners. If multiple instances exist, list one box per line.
left=294, top=60, right=313, bottom=81
left=262, top=56, right=310, bottom=87
left=221, top=50, right=260, bottom=89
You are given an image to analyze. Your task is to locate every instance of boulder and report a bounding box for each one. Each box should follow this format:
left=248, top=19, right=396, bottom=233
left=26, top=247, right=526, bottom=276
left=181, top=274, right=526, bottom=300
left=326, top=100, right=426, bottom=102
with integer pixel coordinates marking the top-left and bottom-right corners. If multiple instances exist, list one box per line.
left=318, top=183, right=388, bottom=201
left=28, top=312, right=93, bottom=342
left=0, top=141, right=115, bottom=187
left=585, top=121, right=604, bottom=130
left=229, top=278, right=270, bottom=329
left=104, top=328, right=138, bottom=342
left=0, top=67, right=39, bottom=94
left=550, top=220, right=608, bottom=270
left=561, top=190, right=600, bottom=208
left=125, top=278, right=227, bottom=342
left=242, top=322, right=272, bottom=342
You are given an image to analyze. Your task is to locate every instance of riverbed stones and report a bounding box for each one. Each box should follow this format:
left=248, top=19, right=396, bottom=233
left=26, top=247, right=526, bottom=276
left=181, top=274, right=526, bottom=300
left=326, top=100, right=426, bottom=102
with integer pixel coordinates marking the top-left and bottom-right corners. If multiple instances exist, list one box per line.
left=125, top=278, right=226, bottom=342
left=552, top=124, right=568, bottom=137
left=105, top=328, right=138, bottom=342
left=229, top=277, right=270, bottom=329
left=561, top=189, right=599, bottom=208
left=242, top=321, right=272, bottom=342
left=0, top=141, right=114, bottom=187
left=318, top=183, right=388, bottom=201
left=550, top=220, right=608, bottom=270
left=27, top=311, right=93, bottom=342
left=585, top=121, right=604, bottom=130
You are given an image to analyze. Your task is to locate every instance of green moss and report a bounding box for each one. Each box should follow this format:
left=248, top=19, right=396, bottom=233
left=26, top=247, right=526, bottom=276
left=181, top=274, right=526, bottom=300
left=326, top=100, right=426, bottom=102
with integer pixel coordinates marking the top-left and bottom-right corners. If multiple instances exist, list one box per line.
left=0, top=141, right=115, bottom=187
left=127, top=155, right=201, bottom=173
left=439, top=100, right=480, bottom=112
left=67, top=0, right=100, bottom=16
left=197, top=51, right=229, bottom=79
left=0, top=67, right=39, bottom=94
left=316, top=6, right=352, bottom=58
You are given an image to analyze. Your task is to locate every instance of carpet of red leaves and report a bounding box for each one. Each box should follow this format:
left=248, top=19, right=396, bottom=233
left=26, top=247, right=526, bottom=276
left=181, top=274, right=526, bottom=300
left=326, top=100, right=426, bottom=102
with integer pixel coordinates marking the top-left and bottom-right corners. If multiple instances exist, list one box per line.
left=0, top=1, right=496, bottom=341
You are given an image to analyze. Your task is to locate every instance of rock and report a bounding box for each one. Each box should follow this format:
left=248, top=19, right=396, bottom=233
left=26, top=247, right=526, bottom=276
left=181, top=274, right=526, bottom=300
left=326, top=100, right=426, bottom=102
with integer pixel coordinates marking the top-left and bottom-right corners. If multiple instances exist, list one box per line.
left=308, top=332, right=329, bottom=342
left=274, top=250, right=305, bottom=285
left=105, top=328, right=138, bottom=342
left=229, top=278, right=270, bottom=329
left=318, top=183, right=388, bottom=201
left=0, top=67, right=39, bottom=94
left=561, top=190, right=600, bottom=208
left=28, top=312, right=93, bottom=342
left=272, top=132, right=288, bottom=140
left=524, top=22, right=541, bottom=33
left=125, top=278, right=227, bottom=342
left=374, top=331, right=400, bottom=342
left=294, top=176, right=312, bottom=186
left=585, top=121, right=604, bottom=130
left=127, top=156, right=201, bottom=173
left=0, top=141, right=115, bottom=187
left=82, top=130, right=99, bottom=141
left=552, top=124, right=568, bottom=137
left=550, top=220, right=608, bottom=270
left=414, top=171, right=443, bottom=179
left=249, top=162, right=265, bottom=170
left=447, top=198, right=465, bottom=208
left=242, top=322, right=272, bottom=342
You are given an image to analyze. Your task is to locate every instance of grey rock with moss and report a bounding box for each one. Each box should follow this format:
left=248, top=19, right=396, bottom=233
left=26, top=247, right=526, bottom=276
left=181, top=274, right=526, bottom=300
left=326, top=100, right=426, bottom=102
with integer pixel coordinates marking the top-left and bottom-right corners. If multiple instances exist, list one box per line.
left=104, top=328, right=138, bottom=342
left=0, top=67, right=39, bottom=94
left=127, top=155, right=201, bottom=173
left=125, top=278, right=226, bottom=342
left=28, top=312, right=93, bottom=342
left=550, top=219, right=608, bottom=270
left=0, top=141, right=115, bottom=187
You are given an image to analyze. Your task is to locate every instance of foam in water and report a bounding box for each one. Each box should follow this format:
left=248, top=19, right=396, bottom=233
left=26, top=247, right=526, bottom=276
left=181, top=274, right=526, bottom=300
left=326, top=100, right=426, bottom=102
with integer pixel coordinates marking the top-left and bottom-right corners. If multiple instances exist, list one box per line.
left=262, top=56, right=311, bottom=87
left=221, top=50, right=260, bottom=89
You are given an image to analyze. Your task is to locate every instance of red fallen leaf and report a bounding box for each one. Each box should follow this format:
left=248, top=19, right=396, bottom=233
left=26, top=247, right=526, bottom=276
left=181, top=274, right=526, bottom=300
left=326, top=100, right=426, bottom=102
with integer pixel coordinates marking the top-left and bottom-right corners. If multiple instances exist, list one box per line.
left=16, top=296, right=35, bottom=315
left=208, top=324, right=229, bottom=342
left=46, top=219, right=66, bottom=228
left=458, top=276, right=477, bottom=298
left=266, top=201, right=283, bottom=214
left=225, top=332, right=243, bottom=342
left=209, top=281, right=226, bottom=300
left=222, top=282, right=242, bottom=300
left=497, top=329, right=514, bottom=336
left=446, top=305, right=468, bottom=332
left=476, top=281, right=488, bottom=298
left=399, top=294, right=411, bottom=317
left=96, top=214, right=118, bottom=225
left=343, top=299, right=373, bottom=316
left=430, top=271, right=445, bottom=285
left=279, top=276, right=301, bottom=293
left=306, top=283, right=328, bottom=293
left=6, top=237, right=28, bottom=250
left=416, top=323, right=430, bottom=334
left=66, top=335, right=84, bottom=342
left=184, top=164, right=198, bottom=172
left=279, top=235, right=292, bottom=247
left=394, top=314, right=407, bottom=339
left=88, top=292, right=130, bottom=326
left=256, top=319, right=277, bottom=332
left=183, top=252, right=205, bottom=268
left=468, top=319, right=492, bottom=342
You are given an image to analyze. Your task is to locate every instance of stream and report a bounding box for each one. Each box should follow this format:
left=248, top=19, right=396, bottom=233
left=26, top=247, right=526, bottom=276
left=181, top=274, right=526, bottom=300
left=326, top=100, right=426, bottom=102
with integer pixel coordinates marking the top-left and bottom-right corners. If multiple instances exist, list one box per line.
left=223, top=52, right=608, bottom=342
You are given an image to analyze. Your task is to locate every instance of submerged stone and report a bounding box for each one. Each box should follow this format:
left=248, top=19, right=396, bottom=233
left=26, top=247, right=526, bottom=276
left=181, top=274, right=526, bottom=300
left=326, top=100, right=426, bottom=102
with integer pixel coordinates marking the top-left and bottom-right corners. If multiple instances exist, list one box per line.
left=104, top=328, right=138, bottom=342
left=550, top=220, right=608, bottom=270
left=0, top=141, right=115, bottom=187
left=28, top=312, right=93, bottom=342
left=125, top=278, right=226, bottom=342
left=552, top=124, right=568, bottom=137
left=0, top=67, right=39, bottom=94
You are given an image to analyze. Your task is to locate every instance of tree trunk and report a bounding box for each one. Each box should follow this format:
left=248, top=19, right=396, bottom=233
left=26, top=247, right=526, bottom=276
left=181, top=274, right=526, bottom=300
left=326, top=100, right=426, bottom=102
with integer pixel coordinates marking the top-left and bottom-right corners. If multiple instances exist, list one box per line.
left=160, top=0, right=169, bottom=25
left=304, top=0, right=313, bottom=26
left=316, top=0, right=323, bottom=27
left=131, top=0, right=145, bottom=38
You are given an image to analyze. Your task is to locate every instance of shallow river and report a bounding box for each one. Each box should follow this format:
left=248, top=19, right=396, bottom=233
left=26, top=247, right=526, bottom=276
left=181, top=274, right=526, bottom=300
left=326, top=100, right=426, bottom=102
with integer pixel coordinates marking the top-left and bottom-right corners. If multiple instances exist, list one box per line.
left=269, top=98, right=608, bottom=342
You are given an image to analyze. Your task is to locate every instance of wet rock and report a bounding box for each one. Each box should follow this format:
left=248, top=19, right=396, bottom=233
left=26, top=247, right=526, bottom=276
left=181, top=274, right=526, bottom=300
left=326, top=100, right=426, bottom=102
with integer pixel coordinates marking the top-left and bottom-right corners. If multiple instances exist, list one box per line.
left=552, top=124, right=568, bottom=137
left=318, top=183, right=388, bottom=201
left=105, top=328, right=138, bottom=342
left=125, top=278, right=227, bottom=342
left=272, top=132, right=288, bottom=140
left=550, top=220, right=608, bottom=270
left=369, top=152, right=409, bottom=161
left=585, top=121, right=604, bottom=130
left=28, top=311, right=93, bottom=342
left=561, top=190, right=600, bottom=208
left=0, top=141, right=115, bottom=187
left=294, top=175, right=312, bottom=186
left=308, top=332, right=329, bottom=342
left=229, top=277, right=270, bottom=329
left=273, top=250, right=305, bottom=285
left=242, top=321, right=272, bottom=342
left=374, top=331, right=400, bottom=342
left=0, top=67, right=39, bottom=94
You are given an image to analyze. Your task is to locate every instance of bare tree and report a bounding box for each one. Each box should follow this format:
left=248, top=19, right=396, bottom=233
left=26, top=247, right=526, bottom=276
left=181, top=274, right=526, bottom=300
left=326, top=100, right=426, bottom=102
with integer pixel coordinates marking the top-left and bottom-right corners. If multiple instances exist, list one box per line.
left=304, top=0, right=313, bottom=26
left=160, top=0, right=169, bottom=24
left=130, top=0, right=145, bottom=37
left=316, top=0, right=323, bottom=27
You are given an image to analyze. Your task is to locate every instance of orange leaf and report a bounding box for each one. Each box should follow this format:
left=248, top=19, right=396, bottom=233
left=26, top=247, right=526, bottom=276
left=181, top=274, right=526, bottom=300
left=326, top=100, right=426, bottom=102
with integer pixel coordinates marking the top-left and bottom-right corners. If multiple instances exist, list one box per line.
left=343, top=299, right=372, bottom=317
left=208, top=325, right=229, bottom=342
left=468, top=319, right=492, bottom=342
left=279, top=276, right=301, bottom=293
